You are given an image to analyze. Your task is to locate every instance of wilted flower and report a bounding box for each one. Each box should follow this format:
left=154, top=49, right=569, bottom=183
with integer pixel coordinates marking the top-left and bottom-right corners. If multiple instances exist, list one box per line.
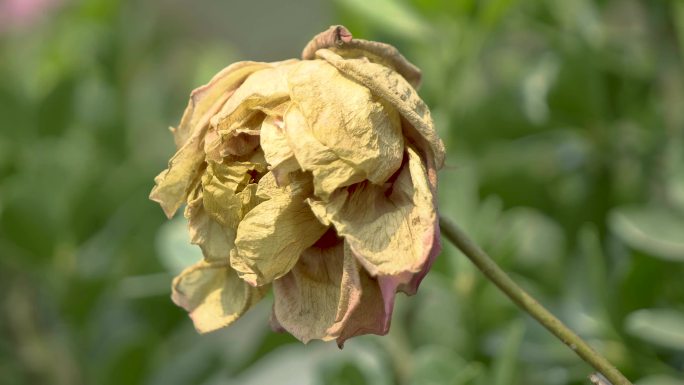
left=150, top=26, right=445, bottom=345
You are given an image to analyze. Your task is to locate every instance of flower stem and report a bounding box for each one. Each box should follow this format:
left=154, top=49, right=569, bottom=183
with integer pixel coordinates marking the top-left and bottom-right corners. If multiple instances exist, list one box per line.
left=439, top=215, right=632, bottom=385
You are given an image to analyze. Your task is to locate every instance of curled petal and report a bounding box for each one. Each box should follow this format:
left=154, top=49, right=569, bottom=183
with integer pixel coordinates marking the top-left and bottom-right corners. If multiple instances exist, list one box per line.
left=150, top=93, right=229, bottom=218
left=301, top=25, right=422, bottom=88
left=186, top=190, right=234, bottom=263
left=308, top=146, right=438, bottom=277
left=174, top=61, right=270, bottom=148
left=151, top=62, right=270, bottom=218
left=335, top=247, right=392, bottom=347
left=316, top=49, right=445, bottom=170
left=272, top=240, right=360, bottom=343
left=201, top=160, right=263, bottom=227
left=232, top=176, right=328, bottom=286
left=286, top=60, right=404, bottom=198
left=210, top=61, right=297, bottom=135
left=171, top=260, right=267, bottom=333
left=205, top=112, right=263, bottom=161
left=260, top=113, right=301, bottom=185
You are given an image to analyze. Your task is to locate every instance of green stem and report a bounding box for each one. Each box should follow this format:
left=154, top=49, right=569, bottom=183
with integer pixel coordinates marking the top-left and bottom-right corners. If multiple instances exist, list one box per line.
left=439, top=216, right=632, bottom=385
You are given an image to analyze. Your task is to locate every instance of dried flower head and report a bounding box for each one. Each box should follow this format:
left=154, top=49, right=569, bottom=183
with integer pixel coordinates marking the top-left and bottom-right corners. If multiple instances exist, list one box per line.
left=150, top=25, right=445, bottom=345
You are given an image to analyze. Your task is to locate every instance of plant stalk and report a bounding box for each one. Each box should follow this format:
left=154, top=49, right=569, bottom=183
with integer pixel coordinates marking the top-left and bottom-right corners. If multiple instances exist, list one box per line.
left=439, top=215, right=632, bottom=385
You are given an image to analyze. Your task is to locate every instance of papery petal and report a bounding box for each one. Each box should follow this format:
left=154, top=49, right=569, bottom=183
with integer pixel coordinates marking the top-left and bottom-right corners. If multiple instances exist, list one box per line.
left=335, top=249, right=392, bottom=347
left=308, top=146, right=438, bottom=277
left=173, top=61, right=270, bottom=148
left=272, top=239, right=360, bottom=343
left=205, top=112, right=263, bottom=161
left=171, top=260, right=267, bottom=333
left=149, top=92, right=229, bottom=218
left=186, top=190, right=234, bottom=262
left=201, top=160, right=264, bottom=227
left=232, top=176, right=328, bottom=286
left=285, top=60, right=404, bottom=199
left=210, top=62, right=297, bottom=135
left=260, top=112, right=301, bottom=185
left=283, top=105, right=363, bottom=198
left=316, top=49, right=445, bottom=170
left=301, top=25, right=422, bottom=88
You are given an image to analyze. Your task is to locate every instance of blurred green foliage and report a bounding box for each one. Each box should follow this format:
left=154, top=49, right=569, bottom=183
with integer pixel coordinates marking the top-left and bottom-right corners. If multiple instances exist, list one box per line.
left=1, top=0, right=683, bottom=384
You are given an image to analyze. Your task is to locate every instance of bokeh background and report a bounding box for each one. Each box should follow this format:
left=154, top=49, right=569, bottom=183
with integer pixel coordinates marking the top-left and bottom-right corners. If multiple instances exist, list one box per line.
left=1, top=0, right=683, bottom=384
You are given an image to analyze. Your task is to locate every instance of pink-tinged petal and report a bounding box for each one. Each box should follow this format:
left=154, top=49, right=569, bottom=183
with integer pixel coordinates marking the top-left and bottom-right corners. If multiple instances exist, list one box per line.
left=272, top=239, right=361, bottom=343
left=335, top=249, right=392, bottom=347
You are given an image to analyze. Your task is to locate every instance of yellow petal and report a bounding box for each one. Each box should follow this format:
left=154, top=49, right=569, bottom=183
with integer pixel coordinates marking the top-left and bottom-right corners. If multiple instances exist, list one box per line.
left=316, top=49, right=445, bottom=170
left=210, top=61, right=297, bottom=135
left=185, top=159, right=264, bottom=262
left=205, top=112, right=263, bottom=161
left=201, top=160, right=264, bottom=227
left=232, top=176, right=328, bottom=286
left=185, top=189, right=234, bottom=262
left=308, top=146, right=438, bottom=276
left=173, top=61, right=270, bottom=148
left=150, top=61, right=273, bottom=218
left=150, top=93, right=226, bottom=219
left=285, top=60, right=404, bottom=198
left=171, top=260, right=267, bottom=333
left=272, top=239, right=361, bottom=343
left=260, top=112, right=301, bottom=185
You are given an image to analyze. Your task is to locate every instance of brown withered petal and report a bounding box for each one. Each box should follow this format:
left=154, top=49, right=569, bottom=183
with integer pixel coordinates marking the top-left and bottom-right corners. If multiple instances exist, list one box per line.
left=307, top=146, right=438, bottom=277
left=151, top=25, right=445, bottom=344
left=272, top=240, right=361, bottom=343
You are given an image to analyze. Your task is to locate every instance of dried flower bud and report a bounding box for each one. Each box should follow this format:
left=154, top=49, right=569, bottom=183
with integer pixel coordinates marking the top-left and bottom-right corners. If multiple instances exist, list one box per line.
left=150, top=25, right=445, bottom=345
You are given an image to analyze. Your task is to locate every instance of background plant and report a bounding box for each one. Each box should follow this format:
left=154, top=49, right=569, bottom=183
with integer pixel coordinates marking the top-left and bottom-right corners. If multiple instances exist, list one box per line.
left=0, top=0, right=682, bottom=384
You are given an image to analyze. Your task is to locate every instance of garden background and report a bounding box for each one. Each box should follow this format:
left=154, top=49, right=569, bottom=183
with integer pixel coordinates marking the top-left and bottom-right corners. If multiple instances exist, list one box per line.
left=1, top=0, right=683, bottom=384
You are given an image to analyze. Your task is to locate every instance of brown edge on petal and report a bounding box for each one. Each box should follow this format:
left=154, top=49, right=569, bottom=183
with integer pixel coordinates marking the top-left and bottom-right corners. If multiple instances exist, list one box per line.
left=302, top=25, right=422, bottom=89
left=301, top=25, right=353, bottom=60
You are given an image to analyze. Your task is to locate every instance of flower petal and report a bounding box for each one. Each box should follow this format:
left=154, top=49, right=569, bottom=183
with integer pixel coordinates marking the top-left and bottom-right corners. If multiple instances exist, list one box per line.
left=201, top=160, right=264, bottom=228
left=316, top=49, right=445, bottom=170
left=285, top=60, right=404, bottom=198
left=300, top=25, right=421, bottom=88
left=171, top=260, right=267, bottom=333
left=308, top=146, right=438, bottom=277
left=186, top=190, right=234, bottom=263
left=149, top=93, right=229, bottom=218
left=260, top=113, right=301, bottom=185
left=150, top=62, right=272, bottom=218
left=210, top=61, right=297, bottom=135
left=272, top=239, right=361, bottom=343
left=335, top=249, right=392, bottom=347
left=232, top=175, right=328, bottom=286
left=173, top=61, right=271, bottom=148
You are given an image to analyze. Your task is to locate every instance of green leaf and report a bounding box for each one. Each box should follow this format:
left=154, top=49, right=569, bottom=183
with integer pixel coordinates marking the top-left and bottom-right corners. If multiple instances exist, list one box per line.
left=609, top=206, right=684, bottom=262
left=624, top=308, right=684, bottom=350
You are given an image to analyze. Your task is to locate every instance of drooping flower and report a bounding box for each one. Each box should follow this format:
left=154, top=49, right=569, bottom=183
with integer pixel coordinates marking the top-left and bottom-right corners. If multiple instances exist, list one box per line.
left=150, top=25, right=445, bottom=346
